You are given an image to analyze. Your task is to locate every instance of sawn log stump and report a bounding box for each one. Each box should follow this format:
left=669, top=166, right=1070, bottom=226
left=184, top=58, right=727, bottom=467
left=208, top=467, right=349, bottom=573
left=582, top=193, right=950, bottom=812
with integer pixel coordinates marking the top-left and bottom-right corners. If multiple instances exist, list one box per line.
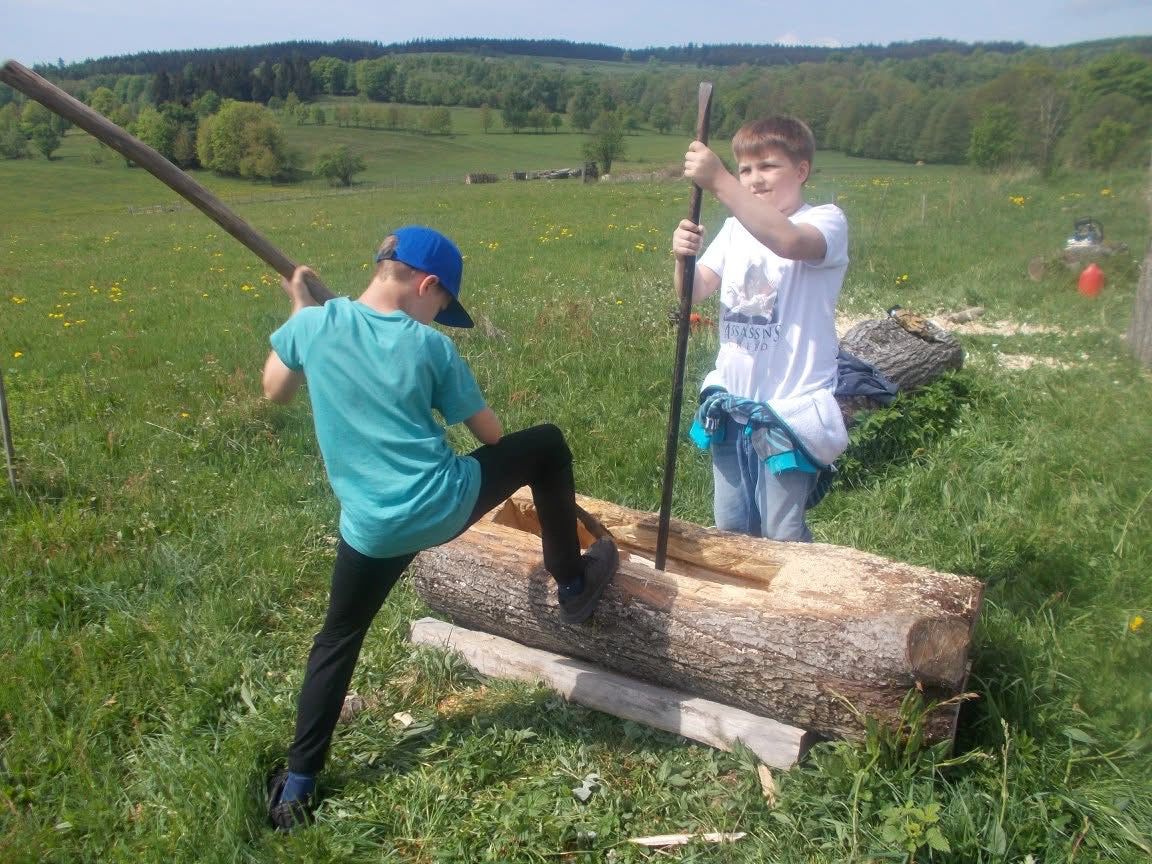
left=840, top=317, right=964, bottom=392
left=409, top=489, right=984, bottom=742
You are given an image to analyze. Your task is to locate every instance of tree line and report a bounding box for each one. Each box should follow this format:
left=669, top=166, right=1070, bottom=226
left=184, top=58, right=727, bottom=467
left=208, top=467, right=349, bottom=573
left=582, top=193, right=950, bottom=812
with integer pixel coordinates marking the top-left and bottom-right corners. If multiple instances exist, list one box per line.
left=37, top=37, right=1046, bottom=79
left=2, top=37, right=1149, bottom=176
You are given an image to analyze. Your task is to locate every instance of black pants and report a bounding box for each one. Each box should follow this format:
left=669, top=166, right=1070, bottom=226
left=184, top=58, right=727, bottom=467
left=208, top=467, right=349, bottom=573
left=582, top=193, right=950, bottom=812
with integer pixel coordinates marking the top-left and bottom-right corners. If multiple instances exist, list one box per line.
left=287, top=423, right=582, bottom=775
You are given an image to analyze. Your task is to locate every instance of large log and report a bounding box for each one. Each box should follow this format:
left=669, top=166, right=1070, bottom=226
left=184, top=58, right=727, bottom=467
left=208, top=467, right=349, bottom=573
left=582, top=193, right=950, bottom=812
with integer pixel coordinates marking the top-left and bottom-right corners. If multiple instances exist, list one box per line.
left=840, top=317, right=964, bottom=392
left=408, top=490, right=983, bottom=742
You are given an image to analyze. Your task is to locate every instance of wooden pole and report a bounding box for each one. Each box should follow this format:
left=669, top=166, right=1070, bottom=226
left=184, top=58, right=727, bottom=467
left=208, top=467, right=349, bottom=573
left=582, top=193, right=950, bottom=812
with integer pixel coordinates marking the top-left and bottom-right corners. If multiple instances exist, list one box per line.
left=0, top=60, right=333, bottom=304
left=409, top=618, right=811, bottom=769
left=0, top=367, right=17, bottom=493
left=655, top=82, right=712, bottom=571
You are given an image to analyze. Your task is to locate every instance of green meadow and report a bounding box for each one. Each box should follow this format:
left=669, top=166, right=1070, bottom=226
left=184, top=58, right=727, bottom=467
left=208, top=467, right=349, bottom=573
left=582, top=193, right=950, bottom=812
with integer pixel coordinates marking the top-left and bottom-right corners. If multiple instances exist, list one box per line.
left=1, top=119, right=1150, bottom=862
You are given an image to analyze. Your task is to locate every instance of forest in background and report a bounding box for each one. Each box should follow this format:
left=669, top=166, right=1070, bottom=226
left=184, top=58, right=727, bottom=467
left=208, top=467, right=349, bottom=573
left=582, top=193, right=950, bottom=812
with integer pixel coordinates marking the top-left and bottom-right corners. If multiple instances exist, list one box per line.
left=2, top=35, right=1150, bottom=178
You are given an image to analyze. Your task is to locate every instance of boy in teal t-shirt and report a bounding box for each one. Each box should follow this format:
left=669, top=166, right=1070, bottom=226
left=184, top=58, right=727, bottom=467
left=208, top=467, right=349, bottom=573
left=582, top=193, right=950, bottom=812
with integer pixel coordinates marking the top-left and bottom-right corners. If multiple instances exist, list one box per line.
left=262, top=226, right=618, bottom=830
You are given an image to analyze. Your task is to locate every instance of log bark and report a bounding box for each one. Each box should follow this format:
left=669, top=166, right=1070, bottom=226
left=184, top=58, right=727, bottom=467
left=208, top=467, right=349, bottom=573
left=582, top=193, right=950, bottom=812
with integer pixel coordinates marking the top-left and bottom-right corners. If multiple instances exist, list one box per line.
left=840, top=317, right=964, bottom=392
left=1127, top=157, right=1152, bottom=368
left=408, top=490, right=983, bottom=742
left=1128, top=233, right=1152, bottom=368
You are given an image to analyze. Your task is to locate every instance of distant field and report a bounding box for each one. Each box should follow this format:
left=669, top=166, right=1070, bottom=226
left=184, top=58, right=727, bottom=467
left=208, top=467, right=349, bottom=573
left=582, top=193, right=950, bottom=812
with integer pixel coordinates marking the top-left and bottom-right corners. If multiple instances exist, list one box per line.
left=1, top=123, right=1150, bottom=862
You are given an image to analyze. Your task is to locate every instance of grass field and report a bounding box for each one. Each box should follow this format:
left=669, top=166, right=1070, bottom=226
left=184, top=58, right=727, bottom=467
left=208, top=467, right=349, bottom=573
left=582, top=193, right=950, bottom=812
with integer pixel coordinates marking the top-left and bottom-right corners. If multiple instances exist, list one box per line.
left=1, top=119, right=1150, bottom=862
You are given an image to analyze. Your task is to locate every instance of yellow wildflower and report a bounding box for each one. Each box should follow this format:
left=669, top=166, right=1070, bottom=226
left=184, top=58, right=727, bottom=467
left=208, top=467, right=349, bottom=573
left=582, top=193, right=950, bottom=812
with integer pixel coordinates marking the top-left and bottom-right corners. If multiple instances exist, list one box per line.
left=13, top=350, right=23, bottom=358
left=1130, top=616, right=1144, bottom=633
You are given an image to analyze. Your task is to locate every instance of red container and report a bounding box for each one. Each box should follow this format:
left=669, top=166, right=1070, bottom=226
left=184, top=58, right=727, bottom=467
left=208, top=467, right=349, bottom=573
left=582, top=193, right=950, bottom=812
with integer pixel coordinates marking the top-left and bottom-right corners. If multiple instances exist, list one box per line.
left=1078, top=262, right=1104, bottom=297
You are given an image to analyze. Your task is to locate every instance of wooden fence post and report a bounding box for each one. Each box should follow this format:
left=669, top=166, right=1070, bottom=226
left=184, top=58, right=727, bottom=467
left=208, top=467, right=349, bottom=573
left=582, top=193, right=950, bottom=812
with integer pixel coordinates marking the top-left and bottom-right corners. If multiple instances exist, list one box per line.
left=1127, top=150, right=1152, bottom=368
left=0, top=367, right=17, bottom=493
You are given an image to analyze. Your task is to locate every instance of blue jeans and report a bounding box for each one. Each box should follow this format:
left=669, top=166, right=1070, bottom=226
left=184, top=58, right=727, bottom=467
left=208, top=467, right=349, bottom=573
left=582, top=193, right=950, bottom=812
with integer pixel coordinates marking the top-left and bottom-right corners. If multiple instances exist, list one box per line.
left=711, top=417, right=817, bottom=542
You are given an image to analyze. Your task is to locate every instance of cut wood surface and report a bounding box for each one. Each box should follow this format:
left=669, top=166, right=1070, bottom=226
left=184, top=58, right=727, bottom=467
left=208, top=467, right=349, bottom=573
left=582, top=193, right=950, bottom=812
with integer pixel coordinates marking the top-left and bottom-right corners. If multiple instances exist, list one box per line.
left=409, top=617, right=810, bottom=769
left=408, top=490, right=984, bottom=741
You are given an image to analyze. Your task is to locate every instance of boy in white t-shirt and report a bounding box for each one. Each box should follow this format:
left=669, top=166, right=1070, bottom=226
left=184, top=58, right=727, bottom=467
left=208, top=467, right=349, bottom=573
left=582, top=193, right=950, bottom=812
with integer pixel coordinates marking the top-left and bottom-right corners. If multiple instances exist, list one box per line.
left=672, top=116, right=849, bottom=541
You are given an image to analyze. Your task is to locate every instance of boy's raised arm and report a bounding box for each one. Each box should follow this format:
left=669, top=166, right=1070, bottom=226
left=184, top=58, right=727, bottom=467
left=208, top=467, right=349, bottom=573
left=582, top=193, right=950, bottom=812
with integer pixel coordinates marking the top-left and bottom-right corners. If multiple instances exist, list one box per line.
left=683, top=142, right=827, bottom=262
left=262, top=265, right=320, bottom=404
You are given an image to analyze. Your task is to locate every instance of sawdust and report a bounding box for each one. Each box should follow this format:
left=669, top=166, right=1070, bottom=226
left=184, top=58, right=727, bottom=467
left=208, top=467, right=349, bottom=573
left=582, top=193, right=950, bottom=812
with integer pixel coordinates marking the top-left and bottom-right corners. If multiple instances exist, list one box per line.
left=436, top=685, right=490, bottom=716
left=836, top=311, right=1065, bottom=338
left=996, top=353, right=1070, bottom=371
left=945, top=320, right=1062, bottom=336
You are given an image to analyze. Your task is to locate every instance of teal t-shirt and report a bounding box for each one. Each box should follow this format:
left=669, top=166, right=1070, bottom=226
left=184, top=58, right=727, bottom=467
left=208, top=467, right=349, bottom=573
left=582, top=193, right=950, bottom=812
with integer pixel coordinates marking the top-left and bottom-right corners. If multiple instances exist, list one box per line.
left=270, top=298, right=485, bottom=558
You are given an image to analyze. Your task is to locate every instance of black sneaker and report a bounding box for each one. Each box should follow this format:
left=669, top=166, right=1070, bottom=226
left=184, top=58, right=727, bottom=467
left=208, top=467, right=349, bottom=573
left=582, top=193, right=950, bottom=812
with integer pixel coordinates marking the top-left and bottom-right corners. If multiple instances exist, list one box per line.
left=558, top=537, right=619, bottom=625
left=266, top=770, right=314, bottom=832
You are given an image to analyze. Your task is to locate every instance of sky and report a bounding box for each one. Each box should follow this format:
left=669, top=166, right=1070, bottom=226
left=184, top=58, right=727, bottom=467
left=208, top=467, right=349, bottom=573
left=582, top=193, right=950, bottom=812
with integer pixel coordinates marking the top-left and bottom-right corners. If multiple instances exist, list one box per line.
left=1, top=0, right=1150, bottom=67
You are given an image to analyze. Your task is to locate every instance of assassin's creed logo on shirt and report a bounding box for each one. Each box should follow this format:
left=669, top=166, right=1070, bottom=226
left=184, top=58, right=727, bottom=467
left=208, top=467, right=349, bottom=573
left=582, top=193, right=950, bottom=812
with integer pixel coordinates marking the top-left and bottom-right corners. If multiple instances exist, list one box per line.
left=720, top=303, right=782, bottom=352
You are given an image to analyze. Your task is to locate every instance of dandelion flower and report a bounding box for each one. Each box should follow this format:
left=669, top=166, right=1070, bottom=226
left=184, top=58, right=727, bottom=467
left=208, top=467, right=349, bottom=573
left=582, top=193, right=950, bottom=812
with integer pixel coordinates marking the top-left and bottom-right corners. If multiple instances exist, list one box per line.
left=13, top=351, right=23, bottom=358
left=1131, top=616, right=1144, bottom=633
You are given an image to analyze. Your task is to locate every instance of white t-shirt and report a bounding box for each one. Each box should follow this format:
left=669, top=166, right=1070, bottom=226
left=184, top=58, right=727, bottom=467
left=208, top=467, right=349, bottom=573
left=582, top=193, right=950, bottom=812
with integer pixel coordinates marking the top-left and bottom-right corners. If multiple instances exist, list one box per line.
left=698, top=203, right=850, bottom=464
left=699, top=203, right=848, bottom=401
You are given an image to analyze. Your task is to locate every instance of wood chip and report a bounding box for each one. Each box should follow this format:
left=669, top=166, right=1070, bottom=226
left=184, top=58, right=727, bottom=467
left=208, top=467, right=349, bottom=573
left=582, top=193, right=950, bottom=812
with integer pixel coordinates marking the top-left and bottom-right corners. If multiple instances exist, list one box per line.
left=757, top=763, right=777, bottom=808
left=338, top=692, right=365, bottom=724
left=628, top=832, right=746, bottom=847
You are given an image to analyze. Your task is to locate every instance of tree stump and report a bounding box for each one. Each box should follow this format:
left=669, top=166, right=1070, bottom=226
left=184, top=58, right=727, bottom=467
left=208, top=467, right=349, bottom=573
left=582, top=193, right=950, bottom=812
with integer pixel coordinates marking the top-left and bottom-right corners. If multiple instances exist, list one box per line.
left=408, top=490, right=984, bottom=743
left=839, top=317, right=964, bottom=392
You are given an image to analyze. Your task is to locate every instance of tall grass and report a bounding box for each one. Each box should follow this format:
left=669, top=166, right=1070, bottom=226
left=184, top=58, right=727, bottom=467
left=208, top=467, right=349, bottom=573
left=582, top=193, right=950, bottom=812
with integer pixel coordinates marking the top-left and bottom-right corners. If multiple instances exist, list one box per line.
left=0, top=126, right=1149, bottom=861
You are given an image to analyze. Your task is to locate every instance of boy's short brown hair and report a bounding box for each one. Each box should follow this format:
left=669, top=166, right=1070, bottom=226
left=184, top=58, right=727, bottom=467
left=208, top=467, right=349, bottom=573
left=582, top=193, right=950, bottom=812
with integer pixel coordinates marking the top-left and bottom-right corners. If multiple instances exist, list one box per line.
left=374, top=234, right=417, bottom=280
left=732, top=116, right=815, bottom=168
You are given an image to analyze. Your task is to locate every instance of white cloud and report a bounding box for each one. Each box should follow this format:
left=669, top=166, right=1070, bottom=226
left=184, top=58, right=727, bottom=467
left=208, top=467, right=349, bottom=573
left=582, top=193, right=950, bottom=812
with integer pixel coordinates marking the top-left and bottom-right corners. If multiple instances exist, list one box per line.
left=775, top=32, right=843, bottom=48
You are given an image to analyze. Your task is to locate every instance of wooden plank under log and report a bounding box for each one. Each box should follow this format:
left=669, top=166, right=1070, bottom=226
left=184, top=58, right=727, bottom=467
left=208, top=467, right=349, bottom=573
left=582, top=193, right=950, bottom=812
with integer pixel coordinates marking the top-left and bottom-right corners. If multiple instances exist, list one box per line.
left=408, top=489, right=984, bottom=742
left=409, top=617, right=811, bottom=769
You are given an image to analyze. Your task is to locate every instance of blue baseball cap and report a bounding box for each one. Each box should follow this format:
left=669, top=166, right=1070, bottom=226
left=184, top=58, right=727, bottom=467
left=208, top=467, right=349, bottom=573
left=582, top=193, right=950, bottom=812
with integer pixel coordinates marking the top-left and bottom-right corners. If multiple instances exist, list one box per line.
left=376, top=226, right=472, bottom=328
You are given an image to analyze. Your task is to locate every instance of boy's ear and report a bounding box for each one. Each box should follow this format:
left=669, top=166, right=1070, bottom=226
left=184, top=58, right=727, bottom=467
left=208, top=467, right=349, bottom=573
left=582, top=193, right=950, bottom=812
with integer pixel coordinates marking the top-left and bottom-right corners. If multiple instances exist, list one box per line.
left=797, top=160, right=811, bottom=184
left=415, top=273, right=440, bottom=296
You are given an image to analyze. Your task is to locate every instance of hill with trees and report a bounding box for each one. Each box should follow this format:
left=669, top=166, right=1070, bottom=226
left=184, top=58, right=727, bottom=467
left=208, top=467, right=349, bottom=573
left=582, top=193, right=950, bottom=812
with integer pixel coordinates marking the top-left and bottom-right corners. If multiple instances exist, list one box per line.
left=2, top=36, right=1149, bottom=177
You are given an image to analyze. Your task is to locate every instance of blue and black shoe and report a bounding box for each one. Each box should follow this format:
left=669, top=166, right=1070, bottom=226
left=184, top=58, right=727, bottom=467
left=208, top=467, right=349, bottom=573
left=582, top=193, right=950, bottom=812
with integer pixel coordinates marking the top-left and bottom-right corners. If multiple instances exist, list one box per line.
left=558, top=537, right=619, bottom=625
left=266, top=769, right=315, bottom=832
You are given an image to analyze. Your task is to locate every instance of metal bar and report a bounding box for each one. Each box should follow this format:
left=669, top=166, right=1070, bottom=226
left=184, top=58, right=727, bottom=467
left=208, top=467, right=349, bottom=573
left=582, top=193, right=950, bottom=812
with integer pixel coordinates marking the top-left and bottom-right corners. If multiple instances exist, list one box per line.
left=655, top=82, right=713, bottom=571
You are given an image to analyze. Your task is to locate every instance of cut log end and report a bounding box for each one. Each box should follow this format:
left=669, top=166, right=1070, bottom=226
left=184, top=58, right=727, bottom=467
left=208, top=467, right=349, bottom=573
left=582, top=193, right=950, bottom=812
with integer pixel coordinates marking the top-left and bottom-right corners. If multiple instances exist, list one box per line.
left=906, top=618, right=974, bottom=687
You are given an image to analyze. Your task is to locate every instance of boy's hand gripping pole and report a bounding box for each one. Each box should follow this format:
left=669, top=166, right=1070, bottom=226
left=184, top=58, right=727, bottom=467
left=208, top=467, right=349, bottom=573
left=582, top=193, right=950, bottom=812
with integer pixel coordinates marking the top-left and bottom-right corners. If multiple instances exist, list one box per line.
left=0, top=60, right=334, bottom=305
left=655, top=82, right=712, bottom=572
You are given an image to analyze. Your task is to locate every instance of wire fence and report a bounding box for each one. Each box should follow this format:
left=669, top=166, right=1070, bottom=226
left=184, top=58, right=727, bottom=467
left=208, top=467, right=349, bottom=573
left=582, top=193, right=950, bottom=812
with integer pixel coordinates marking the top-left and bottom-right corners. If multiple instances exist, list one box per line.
left=122, top=167, right=688, bottom=215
